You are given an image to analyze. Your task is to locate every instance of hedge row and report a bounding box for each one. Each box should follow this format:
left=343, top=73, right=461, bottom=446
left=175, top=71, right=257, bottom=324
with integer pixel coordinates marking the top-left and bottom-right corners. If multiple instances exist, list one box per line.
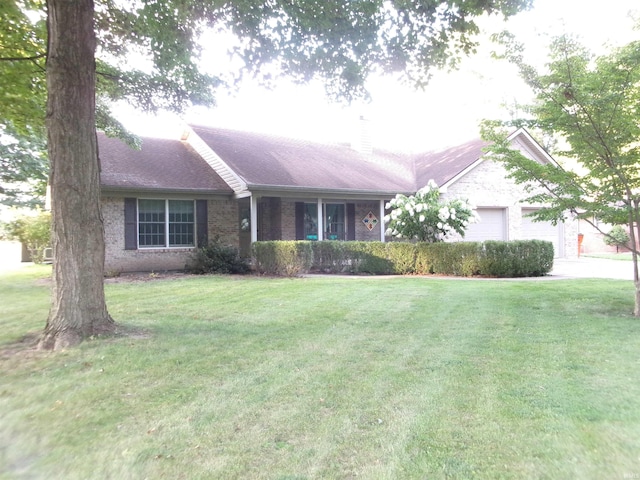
left=252, top=240, right=554, bottom=278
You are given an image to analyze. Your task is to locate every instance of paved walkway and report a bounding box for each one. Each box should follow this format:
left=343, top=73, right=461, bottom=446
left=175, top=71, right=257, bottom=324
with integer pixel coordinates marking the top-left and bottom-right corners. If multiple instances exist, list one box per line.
left=550, top=257, right=635, bottom=280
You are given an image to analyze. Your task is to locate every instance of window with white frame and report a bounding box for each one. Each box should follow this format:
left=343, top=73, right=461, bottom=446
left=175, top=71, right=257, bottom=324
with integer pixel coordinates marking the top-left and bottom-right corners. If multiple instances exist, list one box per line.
left=138, top=199, right=195, bottom=248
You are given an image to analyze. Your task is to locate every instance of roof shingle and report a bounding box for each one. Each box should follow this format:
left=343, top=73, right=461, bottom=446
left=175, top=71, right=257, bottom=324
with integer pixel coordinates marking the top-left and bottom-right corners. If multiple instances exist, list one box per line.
left=99, top=132, right=233, bottom=194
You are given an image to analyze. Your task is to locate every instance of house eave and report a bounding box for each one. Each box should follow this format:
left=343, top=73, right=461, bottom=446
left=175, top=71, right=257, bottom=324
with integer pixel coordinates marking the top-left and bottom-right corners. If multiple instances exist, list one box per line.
left=244, top=184, right=411, bottom=200
left=100, top=185, right=234, bottom=197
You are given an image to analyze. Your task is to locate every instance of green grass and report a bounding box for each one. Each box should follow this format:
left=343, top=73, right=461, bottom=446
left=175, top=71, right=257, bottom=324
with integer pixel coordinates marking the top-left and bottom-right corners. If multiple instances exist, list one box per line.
left=1, top=266, right=640, bottom=479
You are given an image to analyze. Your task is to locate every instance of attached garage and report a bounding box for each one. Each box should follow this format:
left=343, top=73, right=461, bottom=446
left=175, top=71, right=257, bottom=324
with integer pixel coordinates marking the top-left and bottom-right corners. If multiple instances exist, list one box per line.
left=521, top=208, right=563, bottom=257
left=464, top=208, right=507, bottom=242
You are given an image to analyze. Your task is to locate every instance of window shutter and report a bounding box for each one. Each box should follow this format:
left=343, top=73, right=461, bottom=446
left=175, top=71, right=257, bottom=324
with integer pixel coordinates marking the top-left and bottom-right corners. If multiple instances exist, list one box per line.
left=196, top=200, right=208, bottom=247
left=124, top=198, right=137, bottom=250
left=295, top=202, right=305, bottom=240
left=346, top=203, right=356, bottom=241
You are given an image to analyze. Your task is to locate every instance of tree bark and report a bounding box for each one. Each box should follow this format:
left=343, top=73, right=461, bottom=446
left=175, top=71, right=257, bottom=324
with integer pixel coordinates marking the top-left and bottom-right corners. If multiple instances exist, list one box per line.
left=40, top=0, right=114, bottom=350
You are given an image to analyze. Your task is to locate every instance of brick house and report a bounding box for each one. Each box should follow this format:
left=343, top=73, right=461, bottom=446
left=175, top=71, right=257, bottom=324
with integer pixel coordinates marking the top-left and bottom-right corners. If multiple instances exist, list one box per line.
left=99, top=125, right=578, bottom=273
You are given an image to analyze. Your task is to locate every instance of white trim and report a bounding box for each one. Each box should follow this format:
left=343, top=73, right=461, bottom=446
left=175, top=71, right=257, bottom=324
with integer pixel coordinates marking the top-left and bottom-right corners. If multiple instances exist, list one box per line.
left=183, top=127, right=248, bottom=194
left=442, top=128, right=559, bottom=191
left=379, top=199, right=386, bottom=242
left=317, top=198, right=324, bottom=241
left=250, top=195, right=258, bottom=244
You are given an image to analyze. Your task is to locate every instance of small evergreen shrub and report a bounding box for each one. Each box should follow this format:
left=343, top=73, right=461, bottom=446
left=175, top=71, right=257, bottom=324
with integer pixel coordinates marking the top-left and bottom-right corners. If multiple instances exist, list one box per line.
left=186, top=237, right=250, bottom=274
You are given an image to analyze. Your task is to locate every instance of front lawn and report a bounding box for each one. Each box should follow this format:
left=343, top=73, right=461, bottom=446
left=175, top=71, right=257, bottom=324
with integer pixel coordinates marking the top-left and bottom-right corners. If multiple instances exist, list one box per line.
left=1, top=266, right=639, bottom=479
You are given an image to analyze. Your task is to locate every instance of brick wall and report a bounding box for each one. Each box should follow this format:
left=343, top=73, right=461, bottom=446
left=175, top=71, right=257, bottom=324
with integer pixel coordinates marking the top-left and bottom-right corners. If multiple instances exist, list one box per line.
left=103, top=196, right=240, bottom=273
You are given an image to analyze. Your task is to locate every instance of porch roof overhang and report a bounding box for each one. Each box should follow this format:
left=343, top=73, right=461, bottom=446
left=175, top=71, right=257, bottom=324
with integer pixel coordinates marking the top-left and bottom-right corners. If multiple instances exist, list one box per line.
left=240, top=184, right=411, bottom=200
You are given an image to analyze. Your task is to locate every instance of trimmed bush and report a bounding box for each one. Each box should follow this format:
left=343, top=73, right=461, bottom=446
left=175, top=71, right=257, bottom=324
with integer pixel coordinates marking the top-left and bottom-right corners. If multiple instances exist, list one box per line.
left=479, top=240, right=553, bottom=277
left=347, top=241, right=394, bottom=274
left=386, top=242, right=417, bottom=274
left=252, top=239, right=554, bottom=278
left=186, top=237, right=250, bottom=274
left=428, top=242, right=483, bottom=277
left=253, top=241, right=313, bottom=276
left=311, top=241, right=348, bottom=273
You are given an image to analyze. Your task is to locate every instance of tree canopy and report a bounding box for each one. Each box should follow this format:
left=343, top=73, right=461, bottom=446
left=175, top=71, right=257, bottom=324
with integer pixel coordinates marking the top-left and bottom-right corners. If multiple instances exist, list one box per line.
left=482, top=33, right=640, bottom=315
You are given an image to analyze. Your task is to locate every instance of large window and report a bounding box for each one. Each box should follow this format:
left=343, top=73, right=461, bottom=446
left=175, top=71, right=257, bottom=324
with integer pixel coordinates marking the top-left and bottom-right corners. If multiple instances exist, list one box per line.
left=138, top=199, right=194, bottom=248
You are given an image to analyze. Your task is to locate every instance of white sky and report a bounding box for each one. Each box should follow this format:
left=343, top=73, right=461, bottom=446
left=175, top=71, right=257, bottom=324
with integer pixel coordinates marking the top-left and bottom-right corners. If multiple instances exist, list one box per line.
left=120, top=0, right=639, bottom=152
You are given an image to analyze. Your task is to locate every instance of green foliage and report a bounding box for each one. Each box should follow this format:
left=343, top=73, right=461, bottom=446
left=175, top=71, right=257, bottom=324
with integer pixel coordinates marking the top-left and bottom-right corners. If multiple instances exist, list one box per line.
left=252, top=240, right=552, bottom=277
left=480, top=240, right=554, bottom=277
left=603, top=225, right=630, bottom=251
left=384, top=180, right=477, bottom=242
left=483, top=34, right=640, bottom=253
left=186, top=237, right=250, bottom=274
left=2, top=209, right=51, bottom=263
left=428, top=242, right=483, bottom=276
left=253, top=240, right=313, bottom=276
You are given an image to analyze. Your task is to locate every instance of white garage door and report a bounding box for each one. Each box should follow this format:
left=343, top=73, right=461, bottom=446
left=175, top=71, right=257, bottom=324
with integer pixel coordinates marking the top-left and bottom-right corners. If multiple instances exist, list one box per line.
left=521, top=208, right=562, bottom=257
left=464, top=208, right=507, bottom=242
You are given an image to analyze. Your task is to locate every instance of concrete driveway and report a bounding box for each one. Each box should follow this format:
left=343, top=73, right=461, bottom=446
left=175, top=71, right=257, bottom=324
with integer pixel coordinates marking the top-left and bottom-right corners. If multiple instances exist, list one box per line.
left=551, top=257, right=635, bottom=280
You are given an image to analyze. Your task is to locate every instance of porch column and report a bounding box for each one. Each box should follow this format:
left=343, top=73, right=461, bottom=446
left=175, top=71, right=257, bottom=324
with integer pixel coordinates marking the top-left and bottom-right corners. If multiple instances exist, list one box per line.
left=250, top=195, right=258, bottom=244
left=379, top=199, right=386, bottom=242
left=317, top=198, right=324, bottom=241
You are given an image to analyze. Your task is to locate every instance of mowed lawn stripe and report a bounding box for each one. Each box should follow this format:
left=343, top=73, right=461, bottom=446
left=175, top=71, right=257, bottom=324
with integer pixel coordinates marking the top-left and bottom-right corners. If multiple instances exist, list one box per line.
left=1, top=268, right=639, bottom=479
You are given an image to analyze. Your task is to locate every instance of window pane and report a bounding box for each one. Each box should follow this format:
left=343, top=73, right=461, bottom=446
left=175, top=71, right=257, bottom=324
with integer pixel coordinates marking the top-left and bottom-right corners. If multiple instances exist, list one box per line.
left=138, top=199, right=165, bottom=247
left=304, top=203, right=318, bottom=240
left=325, top=204, right=345, bottom=240
left=168, top=200, right=194, bottom=246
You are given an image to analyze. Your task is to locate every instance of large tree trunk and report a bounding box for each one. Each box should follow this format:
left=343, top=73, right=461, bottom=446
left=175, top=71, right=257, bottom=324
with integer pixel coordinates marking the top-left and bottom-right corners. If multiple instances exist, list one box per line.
left=39, top=0, right=114, bottom=350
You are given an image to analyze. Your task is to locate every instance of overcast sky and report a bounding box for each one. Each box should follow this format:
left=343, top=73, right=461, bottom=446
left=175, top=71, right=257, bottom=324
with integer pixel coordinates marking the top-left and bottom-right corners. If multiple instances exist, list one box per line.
left=121, top=0, right=639, bottom=152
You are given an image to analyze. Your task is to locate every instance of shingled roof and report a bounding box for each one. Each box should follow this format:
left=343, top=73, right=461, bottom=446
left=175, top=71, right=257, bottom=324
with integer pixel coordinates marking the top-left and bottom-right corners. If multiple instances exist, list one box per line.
left=99, top=132, right=233, bottom=194
left=98, top=126, right=503, bottom=196
left=190, top=125, right=415, bottom=195
left=412, top=138, right=489, bottom=189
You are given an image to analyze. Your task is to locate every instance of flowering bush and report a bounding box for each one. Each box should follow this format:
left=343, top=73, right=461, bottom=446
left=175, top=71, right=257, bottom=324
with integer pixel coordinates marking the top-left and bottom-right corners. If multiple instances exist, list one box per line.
left=384, top=180, right=477, bottom=242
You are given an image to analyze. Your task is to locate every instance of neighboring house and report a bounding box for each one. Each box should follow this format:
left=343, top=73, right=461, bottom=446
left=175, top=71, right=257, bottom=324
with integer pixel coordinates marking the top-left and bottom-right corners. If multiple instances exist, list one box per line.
left=99, top=125, right=578, bottom=273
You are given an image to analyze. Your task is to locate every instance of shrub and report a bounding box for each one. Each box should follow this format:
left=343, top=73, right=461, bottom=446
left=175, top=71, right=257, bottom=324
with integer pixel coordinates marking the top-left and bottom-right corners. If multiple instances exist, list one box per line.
left=428, top=242, right=482, bottom=276
left=479, top=240, right=553, bottom=277
left=603, top=225, right=630, bottom=252
left=346, top=241, right=394, bottom=274
left=253, top=241, right=312, bottom=276
left=311, top=241, right=348, bottom=273
left=186, top=237, right=250, bottom=274
left=384, top=180, right=477, bottom=242
left=2, top=210, right=51, bottom=263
